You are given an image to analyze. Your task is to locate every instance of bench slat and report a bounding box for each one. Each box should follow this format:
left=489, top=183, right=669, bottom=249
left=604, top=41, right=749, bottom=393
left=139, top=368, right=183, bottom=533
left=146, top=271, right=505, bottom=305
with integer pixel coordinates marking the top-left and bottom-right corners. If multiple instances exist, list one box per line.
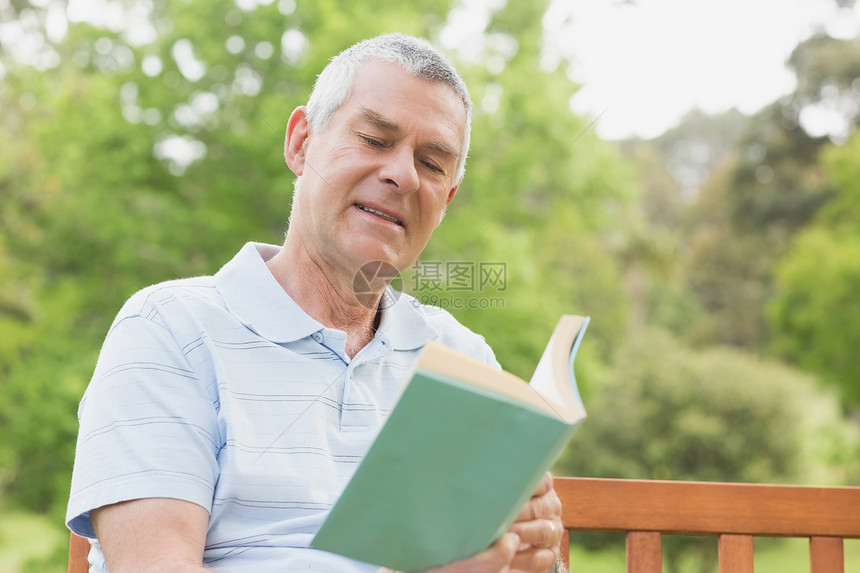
left=718, top=534, right=753, bottom=573
left=626, top=531, right=661, bottom=573
left=68, top=533, right=89, bottom=573
left=810, top=536, right=844, bottom=573
left=557, top=477, right=860, bottom=537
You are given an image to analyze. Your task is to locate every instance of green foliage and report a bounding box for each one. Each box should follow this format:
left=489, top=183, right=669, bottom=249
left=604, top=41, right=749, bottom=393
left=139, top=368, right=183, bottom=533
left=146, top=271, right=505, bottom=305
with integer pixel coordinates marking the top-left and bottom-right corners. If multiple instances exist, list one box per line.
left=670, top=32, right=860, bottom=351
left=621, top=107, right=749, bottom=216
left=679, top=111, right=832, bottom=349
left=557, top=329, right=808, bottom=483
left=558, top=326, right=859, bottom=482
left=787, top=32, right=860, bottom=131
left=768, top=132, right=860, bottom=406
left=819, top=126, right=860, bottom=224
left=568, top=536, right=860, bottom=573
left=769, top=229, right=860, bottom=405
left=0, top=509, right=66, bottom=573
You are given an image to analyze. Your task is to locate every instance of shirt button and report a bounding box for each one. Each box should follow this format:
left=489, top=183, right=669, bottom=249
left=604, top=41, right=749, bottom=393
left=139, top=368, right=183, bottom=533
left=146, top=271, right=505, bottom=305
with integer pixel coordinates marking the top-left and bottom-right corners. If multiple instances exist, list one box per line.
left=312, top=332, right=323, bottom=343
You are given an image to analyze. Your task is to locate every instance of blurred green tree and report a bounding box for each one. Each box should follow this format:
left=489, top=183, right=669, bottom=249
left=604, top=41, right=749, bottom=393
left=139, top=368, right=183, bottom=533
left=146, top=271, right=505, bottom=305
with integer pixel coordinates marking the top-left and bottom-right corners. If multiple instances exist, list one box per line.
left=768, top=131, right=860, bottom=408
left=680, top=33, right=860, bottom=350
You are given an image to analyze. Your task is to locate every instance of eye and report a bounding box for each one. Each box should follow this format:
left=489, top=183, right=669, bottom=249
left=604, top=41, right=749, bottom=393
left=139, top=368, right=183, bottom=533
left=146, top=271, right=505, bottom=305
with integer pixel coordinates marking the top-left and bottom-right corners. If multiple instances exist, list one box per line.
left=360, top=135, right=384, bottom=148
left=421, top=160, right=445, bottom=175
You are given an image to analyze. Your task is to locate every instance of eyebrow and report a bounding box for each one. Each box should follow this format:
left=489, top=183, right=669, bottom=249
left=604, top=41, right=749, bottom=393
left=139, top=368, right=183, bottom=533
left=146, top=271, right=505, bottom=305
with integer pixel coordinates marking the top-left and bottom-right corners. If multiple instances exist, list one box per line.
left=359, top=107, right=399, bottom=132
left=358, top=107, right=460, bottom=161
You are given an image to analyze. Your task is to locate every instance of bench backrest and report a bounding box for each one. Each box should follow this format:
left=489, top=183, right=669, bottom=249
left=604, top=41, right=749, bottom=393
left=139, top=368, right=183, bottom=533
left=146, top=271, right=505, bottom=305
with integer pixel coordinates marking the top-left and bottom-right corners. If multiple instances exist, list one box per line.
left=555, top=477, right=860, bottom=573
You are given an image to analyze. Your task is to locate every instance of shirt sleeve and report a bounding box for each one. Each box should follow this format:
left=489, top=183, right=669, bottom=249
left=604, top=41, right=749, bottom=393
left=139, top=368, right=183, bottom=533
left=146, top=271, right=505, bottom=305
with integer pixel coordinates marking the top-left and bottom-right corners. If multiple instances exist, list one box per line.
left=66, top=307, right=221, bottom=538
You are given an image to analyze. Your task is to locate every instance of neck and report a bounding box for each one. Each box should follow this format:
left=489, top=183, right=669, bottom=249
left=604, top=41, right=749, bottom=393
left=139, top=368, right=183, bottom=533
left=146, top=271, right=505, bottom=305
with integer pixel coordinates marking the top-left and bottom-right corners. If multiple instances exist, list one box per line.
left=266, top=236, right=385, bottom=357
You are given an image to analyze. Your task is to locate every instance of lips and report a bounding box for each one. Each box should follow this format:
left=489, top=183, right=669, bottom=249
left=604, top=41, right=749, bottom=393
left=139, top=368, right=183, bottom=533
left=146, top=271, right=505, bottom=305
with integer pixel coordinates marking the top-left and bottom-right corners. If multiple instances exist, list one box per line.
left=355, top=203, right=404, bottom=226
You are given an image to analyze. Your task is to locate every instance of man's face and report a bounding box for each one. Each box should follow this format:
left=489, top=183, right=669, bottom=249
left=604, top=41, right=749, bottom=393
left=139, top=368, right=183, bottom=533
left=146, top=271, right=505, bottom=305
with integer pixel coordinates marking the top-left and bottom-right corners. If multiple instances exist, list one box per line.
left=286, top=60, right=466, bottom=279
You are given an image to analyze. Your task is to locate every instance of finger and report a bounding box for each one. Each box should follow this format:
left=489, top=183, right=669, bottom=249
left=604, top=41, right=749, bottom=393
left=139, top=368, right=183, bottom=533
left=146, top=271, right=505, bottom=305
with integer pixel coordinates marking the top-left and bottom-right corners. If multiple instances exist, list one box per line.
left=515, top=484, right=562, bottom=522
left=470, top=532, right=520, bottom=572
left=494, top=531, right=522, bottom=558
left=508, top=546, right=559, bottom=573
left=509, top=518, right=563, bottom=549
left=531, top=472, right=553, bottom=498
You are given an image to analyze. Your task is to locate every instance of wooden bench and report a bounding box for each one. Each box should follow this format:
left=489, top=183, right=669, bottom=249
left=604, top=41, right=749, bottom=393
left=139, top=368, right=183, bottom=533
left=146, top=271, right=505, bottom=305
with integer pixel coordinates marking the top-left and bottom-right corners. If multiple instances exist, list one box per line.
left=555, top=477, right=860, bottom=572
left=68, top=477, right=860, bottom=572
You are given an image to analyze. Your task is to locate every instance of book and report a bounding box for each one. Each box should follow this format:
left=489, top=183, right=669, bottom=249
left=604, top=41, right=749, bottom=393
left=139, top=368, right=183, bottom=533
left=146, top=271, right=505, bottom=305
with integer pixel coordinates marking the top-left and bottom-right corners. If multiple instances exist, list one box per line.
left=311, top=314, right=590, bottom=572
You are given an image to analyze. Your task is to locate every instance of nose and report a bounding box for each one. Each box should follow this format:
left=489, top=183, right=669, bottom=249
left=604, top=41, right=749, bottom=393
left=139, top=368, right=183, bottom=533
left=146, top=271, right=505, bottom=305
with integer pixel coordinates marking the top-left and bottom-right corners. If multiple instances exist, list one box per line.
left=379, top=145, right=420, bottom=193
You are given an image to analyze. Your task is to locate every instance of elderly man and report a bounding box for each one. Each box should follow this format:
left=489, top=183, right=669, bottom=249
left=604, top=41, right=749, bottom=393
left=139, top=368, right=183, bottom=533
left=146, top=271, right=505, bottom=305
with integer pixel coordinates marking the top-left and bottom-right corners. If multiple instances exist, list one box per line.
left=66, top=33, right=564, bottom=572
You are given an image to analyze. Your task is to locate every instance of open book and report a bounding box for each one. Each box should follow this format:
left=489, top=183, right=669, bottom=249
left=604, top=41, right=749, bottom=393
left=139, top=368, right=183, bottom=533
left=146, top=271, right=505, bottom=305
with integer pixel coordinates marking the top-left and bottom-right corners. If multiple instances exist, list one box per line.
left=311, top=315, right=590, bottom=572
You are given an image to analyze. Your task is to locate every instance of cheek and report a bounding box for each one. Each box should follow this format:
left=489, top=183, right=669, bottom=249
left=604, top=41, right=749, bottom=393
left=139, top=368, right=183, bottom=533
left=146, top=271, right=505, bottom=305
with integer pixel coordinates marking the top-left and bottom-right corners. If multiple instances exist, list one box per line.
left=306, top=139, right=359, bottom=175
left=421, top=187, right=453, bottom=218
left=411, top=195, right=446, bottom=238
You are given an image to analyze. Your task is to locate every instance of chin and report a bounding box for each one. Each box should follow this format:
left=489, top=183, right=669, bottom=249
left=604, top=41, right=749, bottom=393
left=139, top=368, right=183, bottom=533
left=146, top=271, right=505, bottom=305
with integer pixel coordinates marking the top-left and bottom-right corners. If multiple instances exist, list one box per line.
left=349, top=245, right=409, bottom=273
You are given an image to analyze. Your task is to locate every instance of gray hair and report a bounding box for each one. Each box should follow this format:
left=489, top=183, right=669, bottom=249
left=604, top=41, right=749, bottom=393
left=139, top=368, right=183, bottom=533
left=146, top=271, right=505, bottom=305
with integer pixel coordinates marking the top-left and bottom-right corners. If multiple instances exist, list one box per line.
left=305, top=33, right=473, bottom=183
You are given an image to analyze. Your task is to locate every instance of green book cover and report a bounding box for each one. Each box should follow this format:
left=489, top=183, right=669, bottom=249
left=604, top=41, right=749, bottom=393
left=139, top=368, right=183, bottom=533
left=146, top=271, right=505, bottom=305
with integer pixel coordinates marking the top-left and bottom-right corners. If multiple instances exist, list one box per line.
left=311, top=315, right=590, bottom=572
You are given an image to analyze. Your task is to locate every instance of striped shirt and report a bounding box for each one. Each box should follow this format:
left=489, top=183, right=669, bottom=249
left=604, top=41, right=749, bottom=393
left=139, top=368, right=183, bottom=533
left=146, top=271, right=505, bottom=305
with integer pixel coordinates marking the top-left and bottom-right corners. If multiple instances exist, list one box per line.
left=66, top=242, right=498, bottom=572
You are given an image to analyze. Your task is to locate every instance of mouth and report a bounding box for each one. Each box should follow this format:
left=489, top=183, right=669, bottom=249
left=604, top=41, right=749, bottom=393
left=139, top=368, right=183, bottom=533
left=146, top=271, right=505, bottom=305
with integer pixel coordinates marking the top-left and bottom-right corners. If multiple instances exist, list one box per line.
left=355, top=203, right=404, bottom=227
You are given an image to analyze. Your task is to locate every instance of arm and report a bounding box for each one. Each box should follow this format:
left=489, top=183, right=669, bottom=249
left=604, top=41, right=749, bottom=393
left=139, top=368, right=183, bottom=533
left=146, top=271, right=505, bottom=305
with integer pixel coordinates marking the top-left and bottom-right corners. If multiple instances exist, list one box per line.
left=91, top=498, right=211, bottom=573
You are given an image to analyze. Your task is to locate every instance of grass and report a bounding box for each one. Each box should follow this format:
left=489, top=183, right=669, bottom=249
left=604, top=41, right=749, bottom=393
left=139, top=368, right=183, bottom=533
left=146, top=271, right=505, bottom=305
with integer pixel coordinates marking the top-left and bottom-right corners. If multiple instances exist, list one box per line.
left=569, top=535, right=860, bottom=572
left=755, top=537, right=860, bottom=573
left=0, top=510, right=65, bottom=573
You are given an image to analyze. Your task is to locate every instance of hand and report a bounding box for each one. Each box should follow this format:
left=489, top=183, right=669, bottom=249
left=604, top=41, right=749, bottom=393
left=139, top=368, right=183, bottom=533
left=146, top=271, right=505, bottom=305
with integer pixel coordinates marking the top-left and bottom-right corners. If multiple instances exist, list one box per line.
left=507, top=472, right=564, bottom=573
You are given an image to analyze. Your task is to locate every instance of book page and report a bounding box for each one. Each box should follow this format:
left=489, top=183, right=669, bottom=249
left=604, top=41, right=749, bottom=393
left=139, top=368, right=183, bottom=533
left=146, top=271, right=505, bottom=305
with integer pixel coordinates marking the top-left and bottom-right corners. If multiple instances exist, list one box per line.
left=529, top=316, right=589, bottom=424
left=529, top=333, right=565, bottom=406
left=417, top=342, right=558, bottom=416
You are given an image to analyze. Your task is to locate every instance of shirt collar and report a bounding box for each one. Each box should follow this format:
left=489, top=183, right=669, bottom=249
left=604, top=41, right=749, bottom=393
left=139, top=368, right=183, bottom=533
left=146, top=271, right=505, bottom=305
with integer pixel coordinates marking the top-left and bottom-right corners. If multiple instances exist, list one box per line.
left=214, top=242, right=438, bottom=350
left=376, top=289, right=438, bottom=351
left=214, top=242, right=325, bottom=344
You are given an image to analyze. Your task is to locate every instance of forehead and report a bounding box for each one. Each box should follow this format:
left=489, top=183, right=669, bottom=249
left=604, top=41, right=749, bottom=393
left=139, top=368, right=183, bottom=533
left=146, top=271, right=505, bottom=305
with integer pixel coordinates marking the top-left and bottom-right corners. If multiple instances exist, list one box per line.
left=338, top=60, right=467, bottom=150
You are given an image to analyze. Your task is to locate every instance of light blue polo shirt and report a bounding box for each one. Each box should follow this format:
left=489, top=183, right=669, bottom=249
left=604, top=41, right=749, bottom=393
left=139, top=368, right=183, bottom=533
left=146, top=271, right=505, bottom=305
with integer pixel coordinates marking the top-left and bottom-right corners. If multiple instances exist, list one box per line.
left=66, top=242, right=498, bottom=572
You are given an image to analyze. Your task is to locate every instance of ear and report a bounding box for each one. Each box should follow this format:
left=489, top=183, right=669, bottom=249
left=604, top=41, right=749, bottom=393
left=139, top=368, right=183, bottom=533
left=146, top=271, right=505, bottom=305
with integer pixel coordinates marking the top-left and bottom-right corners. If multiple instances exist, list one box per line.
left=284, top=106, right=310, bottom=176
left=446, top=184, right=459, bottom=206
left=437, top=184, right=459, bottom=227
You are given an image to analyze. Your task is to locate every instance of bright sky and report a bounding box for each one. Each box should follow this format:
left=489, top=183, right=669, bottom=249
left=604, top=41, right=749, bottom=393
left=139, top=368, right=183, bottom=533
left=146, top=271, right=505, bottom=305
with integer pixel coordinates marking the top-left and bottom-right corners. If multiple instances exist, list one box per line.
left=546, top=0, right=860, bottom=139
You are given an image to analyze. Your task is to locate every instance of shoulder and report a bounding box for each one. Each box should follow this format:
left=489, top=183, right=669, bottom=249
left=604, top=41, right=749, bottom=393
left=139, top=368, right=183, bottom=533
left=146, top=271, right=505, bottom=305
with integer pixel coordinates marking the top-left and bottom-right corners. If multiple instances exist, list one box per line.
left=112, top=275, right=223, bottom=329
left=401, top=294, right=500, bottom=368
